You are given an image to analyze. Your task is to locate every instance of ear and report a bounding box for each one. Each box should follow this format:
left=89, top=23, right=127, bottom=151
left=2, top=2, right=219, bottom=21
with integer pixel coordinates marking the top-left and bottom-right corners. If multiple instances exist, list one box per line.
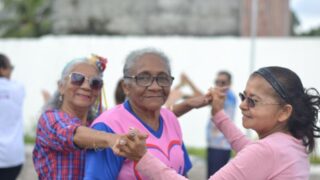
left=278, top=104, right=293, bottom=123
left=58, top=80, right=65, bottom=95
left=121, top=81, right=130, bottom=97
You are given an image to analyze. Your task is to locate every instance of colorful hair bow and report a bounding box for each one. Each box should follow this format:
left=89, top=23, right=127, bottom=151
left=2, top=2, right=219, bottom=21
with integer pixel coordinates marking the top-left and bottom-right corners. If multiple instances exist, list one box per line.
left=89, top=54, right=108, bottom=73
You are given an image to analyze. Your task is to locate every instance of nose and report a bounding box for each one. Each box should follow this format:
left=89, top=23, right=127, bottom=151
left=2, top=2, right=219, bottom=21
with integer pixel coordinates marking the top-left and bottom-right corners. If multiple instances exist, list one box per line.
left=239, top=99, right=249, bottom=111
left=148, top=78, right=162, bottom=89
left=80, top=78, right=91, bottom=90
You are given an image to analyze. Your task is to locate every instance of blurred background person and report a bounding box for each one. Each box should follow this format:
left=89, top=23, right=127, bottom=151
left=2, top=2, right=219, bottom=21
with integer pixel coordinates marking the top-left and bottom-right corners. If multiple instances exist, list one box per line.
left=0, top=53, right=25, bottom=180
left=206, top=71, right=237, bottom=177
left=114, top=79, right=126, bottom=105
left=169, top=71, right=237, bottom=177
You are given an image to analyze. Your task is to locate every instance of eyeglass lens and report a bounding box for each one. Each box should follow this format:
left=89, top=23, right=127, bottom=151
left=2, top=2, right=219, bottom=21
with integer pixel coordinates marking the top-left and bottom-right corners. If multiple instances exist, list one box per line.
left=239, top=93, right=255, bottom=108
left=70, top=73, right=103, bottom=90
left=135, top=73, right=173, bottom=87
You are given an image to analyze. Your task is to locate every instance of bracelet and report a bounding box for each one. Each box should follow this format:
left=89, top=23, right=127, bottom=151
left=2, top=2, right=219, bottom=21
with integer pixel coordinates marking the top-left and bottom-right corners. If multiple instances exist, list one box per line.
left=93, top=141, right=103, bottom=151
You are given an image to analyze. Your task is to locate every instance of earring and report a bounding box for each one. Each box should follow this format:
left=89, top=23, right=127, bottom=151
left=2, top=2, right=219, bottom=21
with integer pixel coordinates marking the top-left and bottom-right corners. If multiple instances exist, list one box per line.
left=59, top=95, right=63, bottom=102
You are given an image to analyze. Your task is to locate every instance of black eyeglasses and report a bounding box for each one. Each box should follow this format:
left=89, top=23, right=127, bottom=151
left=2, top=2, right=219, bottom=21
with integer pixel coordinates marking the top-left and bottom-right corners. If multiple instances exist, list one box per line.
left=124, top=73, right=174, bottom=87
left=239, top=92, right=281, bottom=108
left=69, top=72, right=103, bottom=90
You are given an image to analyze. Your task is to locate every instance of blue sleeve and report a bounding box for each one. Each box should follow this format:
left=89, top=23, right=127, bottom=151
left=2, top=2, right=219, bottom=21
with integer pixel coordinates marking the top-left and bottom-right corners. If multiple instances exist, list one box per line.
left=84, top=123, right=125, bottom=180
left=182, top=142, right=192, bottom=175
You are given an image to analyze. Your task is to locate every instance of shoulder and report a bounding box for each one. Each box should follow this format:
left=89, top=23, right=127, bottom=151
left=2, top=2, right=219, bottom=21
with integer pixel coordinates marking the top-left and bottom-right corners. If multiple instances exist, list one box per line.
left=39, top=109, right=79, bottom=125
left=93, top=105, right=126, bottom=124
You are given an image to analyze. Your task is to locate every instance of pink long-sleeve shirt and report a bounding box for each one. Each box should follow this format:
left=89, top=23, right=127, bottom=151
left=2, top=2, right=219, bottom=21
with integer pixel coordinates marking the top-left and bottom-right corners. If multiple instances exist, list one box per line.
left=136, top=110, right=310, bottom=180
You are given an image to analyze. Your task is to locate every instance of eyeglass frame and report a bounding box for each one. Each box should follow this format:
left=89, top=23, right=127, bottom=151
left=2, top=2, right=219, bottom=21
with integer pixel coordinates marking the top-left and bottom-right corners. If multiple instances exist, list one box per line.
left=68, top=72, right=103, bottom=90
left=124, top=73, right=174, bottom=87
left=239, top=92, right=282, bottom=108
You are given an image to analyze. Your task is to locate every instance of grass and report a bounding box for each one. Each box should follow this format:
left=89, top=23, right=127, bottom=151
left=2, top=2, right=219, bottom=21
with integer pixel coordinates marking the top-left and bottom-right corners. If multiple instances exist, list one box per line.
left=187, top=147, right=206, bottom=159
left=310, top=154, right=320, bottom=164
left=187, top=146, right=320, bottom=165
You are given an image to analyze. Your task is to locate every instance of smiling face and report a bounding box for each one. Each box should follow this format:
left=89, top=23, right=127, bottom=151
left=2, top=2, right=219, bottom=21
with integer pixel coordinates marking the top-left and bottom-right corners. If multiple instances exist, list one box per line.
left=123, top=53, right=171, bottom=112
left=59, top=62, right=101, bottom=113
left=239, top=75, right=290, bottom=138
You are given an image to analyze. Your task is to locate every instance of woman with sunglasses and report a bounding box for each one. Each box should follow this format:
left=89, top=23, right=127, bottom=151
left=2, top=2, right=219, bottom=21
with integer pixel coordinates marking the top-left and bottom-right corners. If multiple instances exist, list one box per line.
left=116, top=66, right=320, bottom=180
left=84, top=48, right=210, bottom=179
left=32, top=55, right=135, bottom=180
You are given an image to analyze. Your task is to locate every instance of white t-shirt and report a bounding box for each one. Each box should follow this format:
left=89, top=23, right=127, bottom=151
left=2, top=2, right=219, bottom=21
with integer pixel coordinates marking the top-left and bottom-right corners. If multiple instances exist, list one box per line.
left=0, top=77, right=25, bottom=167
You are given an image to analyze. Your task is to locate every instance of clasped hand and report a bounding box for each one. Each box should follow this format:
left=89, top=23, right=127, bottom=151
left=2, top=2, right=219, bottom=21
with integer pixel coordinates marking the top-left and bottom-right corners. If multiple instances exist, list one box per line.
left=112, top=128, right=148, bottom=162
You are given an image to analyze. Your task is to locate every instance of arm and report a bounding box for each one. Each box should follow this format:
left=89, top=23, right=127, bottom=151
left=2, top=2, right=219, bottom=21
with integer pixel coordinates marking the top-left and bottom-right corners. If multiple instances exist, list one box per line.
left=210, top=87, right=250, bottom=152
left=172, top=92, right=211, bottom=117
left=36, top=111, right=82, bottom=151
left=84, top=123, right=125, bottom=180
left=73, top=126, right=120, bottom=149
left=136, top=153, right=188, bottom=180
left=37, top=111, right=123, bottom=152
left=180, top=73, right=203, bottom=96
left=136, top=142, right=273, bottom=180
left=213, top=110, right=251, bottom=152
left=209, top=142, right=274, bottom=179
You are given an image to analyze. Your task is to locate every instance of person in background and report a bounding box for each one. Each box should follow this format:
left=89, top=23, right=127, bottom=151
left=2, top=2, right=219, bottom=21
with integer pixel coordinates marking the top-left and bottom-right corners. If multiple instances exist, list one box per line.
left=85, top=48, right=211, bottom=179
left=114, top=79, right=126, bottom=105
left=165, top=73, right=210, bottom=117
left=206, top=71, right=236, bottom=177
left=168, top=71, right=236, bottom=177
left=32, top=55, right=134, bottom=179
left=0, top=54, right=25, bottom=180
left=116, top=66, right=320, bottom=180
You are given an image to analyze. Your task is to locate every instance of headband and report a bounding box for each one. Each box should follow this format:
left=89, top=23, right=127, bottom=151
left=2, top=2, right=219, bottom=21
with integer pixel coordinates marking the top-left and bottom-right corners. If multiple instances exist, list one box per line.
left=255, top=68, right=289, bottom=102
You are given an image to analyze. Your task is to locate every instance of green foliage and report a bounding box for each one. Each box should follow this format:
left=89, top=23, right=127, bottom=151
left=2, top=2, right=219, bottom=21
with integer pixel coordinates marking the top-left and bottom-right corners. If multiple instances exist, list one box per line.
left=0, top=0, right=51, bottom=37
left=299, top=26, right=320, bottom=36
left=24, top=134, right=35, bottom=144
left=187, top=147, right=206, bottom=159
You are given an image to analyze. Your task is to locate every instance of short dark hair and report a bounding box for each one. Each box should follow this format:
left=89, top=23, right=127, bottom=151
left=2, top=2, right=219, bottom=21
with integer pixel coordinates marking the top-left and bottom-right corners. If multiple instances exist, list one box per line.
left=217, top=70, right=232, bottom=83
left=253, top=66, right=320, bottom=153
left=115, top=79, right=126, bottom=104
left=0, top=53, right=9, bottom=69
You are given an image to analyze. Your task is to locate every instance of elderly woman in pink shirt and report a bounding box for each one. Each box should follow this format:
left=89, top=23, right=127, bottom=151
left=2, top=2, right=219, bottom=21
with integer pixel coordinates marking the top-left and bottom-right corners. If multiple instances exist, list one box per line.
left=117, top=66, right=320, bottom=180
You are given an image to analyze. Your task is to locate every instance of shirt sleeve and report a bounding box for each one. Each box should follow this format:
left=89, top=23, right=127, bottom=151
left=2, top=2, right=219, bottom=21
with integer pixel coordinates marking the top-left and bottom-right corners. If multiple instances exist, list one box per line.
left=137, top=142, right=274, bottom=180
left=136, top=152, right=188, bottom=180
left=209, top=142, right=274, bottom=180
left=84, top=122, right=125, bottom=180
left=182, top=142, right=192, bottom=175
left=213, top=110, right=251, bottom=152
left=36, top=111, right=81, bottom=151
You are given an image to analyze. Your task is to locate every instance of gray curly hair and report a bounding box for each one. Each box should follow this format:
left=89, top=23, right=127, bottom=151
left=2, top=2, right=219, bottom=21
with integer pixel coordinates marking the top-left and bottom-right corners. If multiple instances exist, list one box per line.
left=123, top=48, right=172, bottom=79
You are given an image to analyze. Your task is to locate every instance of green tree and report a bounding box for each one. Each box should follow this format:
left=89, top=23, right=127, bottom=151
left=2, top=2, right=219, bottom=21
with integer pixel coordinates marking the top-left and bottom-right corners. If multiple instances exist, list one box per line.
left=0, top=0, right=51, bottom=37
left=290, top=10, right=300, bottom=36
left=299, top=26, right=320, bottom=36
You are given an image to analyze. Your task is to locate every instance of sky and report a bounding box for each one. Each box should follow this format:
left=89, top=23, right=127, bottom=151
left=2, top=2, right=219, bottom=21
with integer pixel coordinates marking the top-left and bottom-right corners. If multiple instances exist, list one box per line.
left=290, top=0, right=320, bottom=32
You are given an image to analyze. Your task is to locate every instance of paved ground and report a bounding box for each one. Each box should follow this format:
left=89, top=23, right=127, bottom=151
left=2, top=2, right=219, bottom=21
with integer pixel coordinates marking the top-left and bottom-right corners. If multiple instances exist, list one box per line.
left=19, top=145, right=320, bottom=180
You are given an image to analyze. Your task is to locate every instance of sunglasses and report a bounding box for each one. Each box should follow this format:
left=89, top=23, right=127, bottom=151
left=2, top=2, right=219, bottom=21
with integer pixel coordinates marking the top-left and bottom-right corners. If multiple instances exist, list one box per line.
left=239, top=92, right=281, bottom=108
left=69, top=72, right=103, bottom=90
